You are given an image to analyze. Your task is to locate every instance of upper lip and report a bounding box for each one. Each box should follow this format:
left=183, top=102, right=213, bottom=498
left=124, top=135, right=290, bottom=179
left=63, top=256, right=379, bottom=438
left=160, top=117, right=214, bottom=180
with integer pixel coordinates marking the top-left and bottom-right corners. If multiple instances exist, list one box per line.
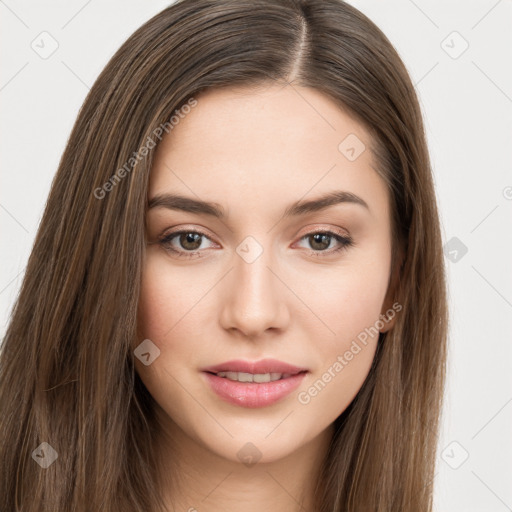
left=201, top=358, right=308, bottom=375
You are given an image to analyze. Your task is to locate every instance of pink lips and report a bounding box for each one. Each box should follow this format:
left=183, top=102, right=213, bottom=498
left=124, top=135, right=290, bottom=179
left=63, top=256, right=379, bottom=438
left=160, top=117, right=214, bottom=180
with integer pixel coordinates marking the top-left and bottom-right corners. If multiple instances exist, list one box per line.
left=201, top=358, right=308, bottom=375
left=201, top=358, right=308, bottom=408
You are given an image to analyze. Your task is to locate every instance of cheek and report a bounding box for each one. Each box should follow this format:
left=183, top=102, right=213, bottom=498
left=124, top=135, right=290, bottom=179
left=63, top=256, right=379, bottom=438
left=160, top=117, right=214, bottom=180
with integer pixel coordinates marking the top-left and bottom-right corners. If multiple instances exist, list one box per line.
left=295, top=280, right=384, bottom=416
left=134, top=257, right=205, bottom=419
left=137, top=255, right=200, bottom=343
left=138, top=263, right=169, bottom=338
left=317, top=277, right=382, bottom=383
left=135, top=254, right=215, bottom=379
left=295, top=259, right=389, bottom=345
left=292, top=250, right=390, bottom=412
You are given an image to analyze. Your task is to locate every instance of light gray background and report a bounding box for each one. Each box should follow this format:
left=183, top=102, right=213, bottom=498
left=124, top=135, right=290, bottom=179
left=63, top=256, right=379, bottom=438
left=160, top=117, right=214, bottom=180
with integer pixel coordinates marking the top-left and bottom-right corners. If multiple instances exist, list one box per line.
left=1, top=1, right=511, bottom=510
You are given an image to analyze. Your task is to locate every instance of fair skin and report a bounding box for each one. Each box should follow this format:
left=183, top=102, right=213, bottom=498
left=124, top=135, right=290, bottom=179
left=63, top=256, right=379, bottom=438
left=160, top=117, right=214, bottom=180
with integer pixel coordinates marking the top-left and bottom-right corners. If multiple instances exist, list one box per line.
left=135, top=82, right=398, bottom=512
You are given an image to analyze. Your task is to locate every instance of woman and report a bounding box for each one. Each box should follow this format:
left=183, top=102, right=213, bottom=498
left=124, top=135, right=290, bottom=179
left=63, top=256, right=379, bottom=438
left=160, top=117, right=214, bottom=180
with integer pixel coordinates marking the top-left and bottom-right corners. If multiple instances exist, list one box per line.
left=0, top=0, right=448, bottom=510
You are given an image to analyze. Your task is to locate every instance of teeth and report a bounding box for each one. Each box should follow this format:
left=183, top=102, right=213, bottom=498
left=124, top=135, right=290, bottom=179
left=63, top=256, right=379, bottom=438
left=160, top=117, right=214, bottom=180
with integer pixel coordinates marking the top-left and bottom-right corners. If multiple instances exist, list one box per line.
left=238, top=372, right=253, bottom=382
left=216, top=371, right=293, bottom=382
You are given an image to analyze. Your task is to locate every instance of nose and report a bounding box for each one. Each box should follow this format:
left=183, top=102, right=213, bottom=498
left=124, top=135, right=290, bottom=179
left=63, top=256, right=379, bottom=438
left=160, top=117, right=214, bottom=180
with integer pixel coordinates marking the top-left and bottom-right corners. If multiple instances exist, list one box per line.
left=218, top=243, right=290, bottom=339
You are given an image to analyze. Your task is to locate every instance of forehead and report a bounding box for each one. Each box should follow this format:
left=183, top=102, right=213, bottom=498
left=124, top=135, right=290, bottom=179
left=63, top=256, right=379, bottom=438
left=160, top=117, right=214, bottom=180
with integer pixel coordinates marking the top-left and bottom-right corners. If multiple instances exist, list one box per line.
left=148, top=83, right=389, bottom=222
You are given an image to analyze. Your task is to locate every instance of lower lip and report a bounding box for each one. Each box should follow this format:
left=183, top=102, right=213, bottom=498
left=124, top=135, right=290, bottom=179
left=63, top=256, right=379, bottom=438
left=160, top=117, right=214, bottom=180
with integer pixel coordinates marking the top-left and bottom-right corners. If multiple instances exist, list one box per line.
left=202, top=371, right=307, bottom=408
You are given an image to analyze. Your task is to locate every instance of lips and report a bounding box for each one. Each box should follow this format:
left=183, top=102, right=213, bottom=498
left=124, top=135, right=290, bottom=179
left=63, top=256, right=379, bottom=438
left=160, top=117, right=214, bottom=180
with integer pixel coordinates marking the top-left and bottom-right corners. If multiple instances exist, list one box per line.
left=200, top=358, right=309, bottom=408
left=201, top=358, right=308, bottom=375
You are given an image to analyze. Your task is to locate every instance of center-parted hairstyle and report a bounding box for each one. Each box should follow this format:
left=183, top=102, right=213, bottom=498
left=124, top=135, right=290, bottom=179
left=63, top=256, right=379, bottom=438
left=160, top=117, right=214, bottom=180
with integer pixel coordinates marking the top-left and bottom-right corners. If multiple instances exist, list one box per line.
left=0, top=1, right=448, bottom=510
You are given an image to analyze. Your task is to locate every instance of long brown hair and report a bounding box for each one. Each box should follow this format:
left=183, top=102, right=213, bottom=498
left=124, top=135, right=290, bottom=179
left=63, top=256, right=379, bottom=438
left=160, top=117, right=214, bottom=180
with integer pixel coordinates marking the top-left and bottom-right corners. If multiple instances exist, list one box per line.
left=0, top=1, right=448, bottom=510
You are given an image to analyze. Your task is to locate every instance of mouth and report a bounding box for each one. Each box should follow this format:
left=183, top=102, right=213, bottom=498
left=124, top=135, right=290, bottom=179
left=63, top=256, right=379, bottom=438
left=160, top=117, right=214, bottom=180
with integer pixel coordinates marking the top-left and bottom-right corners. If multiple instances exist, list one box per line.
left=200, top=359, right=309, bottom=408
left=201, top=358, right=308, bottom=376
left=205, top=370, right=307, bottom=383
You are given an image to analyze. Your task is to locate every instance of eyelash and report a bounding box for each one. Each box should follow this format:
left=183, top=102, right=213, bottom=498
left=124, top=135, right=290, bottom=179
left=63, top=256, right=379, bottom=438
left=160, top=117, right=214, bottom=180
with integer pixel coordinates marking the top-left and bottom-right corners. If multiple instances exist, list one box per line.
left=157, top=228, right=354, bottom=259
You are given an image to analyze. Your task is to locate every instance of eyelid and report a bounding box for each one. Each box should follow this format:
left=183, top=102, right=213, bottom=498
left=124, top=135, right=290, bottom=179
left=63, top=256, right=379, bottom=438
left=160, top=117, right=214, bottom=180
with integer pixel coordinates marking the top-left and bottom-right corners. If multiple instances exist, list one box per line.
left=294, top=224, right=350, bottom=240
left=157, top=224, right=217, bottom=243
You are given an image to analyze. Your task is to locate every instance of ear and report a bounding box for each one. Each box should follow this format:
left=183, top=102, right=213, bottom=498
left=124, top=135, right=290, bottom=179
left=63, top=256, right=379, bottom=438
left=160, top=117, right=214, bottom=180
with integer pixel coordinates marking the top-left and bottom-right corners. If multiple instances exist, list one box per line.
left=379, top=250, right=404, bottom=333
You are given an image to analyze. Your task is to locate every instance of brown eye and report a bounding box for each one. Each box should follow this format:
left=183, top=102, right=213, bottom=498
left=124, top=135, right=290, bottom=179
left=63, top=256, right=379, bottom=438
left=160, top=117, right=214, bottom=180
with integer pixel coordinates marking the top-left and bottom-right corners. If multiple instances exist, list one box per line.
left=157, top=228, right=353, bottom=260
left=297, top=230, right=354, bottom=255
left=177, top=232, right=202, bottom=251
left=308, top=233, right=332, bottom=251
left=158, top=229, right=215, bottom=258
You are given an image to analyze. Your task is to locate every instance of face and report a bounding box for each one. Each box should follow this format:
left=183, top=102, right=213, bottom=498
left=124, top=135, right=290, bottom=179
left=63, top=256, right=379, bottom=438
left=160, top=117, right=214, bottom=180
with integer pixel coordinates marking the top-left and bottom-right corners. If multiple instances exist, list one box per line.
left=135, top=82, right=398, bottom=465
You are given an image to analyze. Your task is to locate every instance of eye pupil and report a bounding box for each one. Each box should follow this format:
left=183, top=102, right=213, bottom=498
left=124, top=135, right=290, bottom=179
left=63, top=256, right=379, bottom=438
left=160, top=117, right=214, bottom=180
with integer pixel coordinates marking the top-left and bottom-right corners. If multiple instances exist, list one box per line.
left=309, top=233, right=330, bottom=251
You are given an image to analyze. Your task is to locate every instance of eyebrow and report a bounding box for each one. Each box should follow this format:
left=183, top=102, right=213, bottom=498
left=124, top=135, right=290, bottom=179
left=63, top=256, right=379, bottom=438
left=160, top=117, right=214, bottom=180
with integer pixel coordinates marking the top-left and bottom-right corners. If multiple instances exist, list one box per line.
left=147, top=190, right=369, bottom=218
